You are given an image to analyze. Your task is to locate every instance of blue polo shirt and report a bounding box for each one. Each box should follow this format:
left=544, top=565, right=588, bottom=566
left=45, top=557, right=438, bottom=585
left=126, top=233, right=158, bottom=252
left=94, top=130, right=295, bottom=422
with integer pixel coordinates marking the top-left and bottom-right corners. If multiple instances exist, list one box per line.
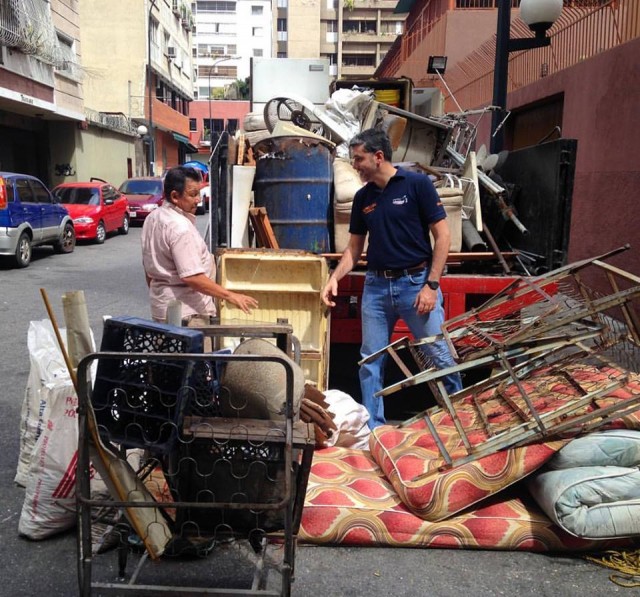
left=349, top=168, right=446, bottom=270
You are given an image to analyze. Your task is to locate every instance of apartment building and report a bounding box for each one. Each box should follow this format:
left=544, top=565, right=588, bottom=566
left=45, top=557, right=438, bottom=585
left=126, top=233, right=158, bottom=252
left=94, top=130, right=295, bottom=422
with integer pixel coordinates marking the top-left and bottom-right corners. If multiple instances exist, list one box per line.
left=81, top=0, right=196, bottom=177
left=188, top=0, right=407, bottom=109
left=187, top=0, right=270, bottom=153
left=0, top=0, right=84, bottom=186
left=0, top=0, right=197, bottom=185
left=276, top=0, right=407, bottom=80
left=192, top=0, right=272, bottom=101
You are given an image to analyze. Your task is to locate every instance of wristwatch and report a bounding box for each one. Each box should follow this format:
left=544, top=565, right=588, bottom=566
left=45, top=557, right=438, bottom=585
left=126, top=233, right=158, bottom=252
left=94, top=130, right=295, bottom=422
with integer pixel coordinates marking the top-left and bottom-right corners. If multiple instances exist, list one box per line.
left=425, top=280, right=440, bottom=290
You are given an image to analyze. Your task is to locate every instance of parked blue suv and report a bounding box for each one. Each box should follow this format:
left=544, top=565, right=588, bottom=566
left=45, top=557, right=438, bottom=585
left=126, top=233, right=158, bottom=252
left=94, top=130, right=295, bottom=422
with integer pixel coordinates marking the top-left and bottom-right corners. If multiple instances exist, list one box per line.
left=0, top=172, right=76, bottom=268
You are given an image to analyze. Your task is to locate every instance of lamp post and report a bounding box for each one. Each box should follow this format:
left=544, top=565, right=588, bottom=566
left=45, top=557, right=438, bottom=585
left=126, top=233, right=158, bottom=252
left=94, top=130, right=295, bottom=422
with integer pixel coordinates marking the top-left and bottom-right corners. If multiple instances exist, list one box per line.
left=206, top=55, right=240, bottom=145
left=146, top=0, right=158, bottom=175
left=490, top=0, right=563, bottom=153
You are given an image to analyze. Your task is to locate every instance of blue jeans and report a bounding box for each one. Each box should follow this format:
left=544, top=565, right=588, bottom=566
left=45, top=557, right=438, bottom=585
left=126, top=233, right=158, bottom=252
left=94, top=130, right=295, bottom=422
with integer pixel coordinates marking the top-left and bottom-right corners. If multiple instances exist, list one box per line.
left=360, top=268, right=463, bottom=429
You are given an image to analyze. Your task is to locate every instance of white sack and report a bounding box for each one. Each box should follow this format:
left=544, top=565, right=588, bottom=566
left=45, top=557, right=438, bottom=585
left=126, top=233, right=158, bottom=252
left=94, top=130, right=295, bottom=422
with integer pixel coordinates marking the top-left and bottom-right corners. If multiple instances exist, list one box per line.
left=323, top=389, right=371, bottom=450
left=15, top=320, right=70, bottom=486
left=18, top=381, right=78, bottom=539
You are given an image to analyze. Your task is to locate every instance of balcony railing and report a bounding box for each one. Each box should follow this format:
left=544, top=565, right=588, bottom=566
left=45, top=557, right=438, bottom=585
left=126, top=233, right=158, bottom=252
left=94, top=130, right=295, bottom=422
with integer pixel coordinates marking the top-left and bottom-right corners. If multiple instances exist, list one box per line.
left=85, top=109, right=137, bottom=135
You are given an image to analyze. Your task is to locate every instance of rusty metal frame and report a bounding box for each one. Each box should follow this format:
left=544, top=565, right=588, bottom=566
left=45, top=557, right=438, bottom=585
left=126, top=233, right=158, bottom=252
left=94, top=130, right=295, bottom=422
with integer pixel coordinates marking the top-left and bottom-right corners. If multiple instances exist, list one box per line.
left=441, top=246, right=640, bottom=362
left=364, top=247, right=640, bottom=470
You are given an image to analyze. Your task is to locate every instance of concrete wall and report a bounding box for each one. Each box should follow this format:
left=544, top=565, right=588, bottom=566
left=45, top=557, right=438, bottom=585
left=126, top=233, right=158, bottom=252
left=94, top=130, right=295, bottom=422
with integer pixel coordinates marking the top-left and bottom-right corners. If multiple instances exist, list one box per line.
left=80, top=0, right=147, bottom=116
left=445, top=10, right=500, bottom=70
left=49, top=123, right=138, bottom=187
left=482, top=37, right=640, bottom=277
left=287, top=0, right=322, bottom=57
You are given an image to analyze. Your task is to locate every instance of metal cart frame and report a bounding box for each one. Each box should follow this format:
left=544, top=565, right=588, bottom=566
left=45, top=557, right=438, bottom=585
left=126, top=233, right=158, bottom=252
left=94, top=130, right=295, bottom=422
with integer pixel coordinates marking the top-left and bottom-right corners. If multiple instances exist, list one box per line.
left=76, top=347, right=313, bottom=597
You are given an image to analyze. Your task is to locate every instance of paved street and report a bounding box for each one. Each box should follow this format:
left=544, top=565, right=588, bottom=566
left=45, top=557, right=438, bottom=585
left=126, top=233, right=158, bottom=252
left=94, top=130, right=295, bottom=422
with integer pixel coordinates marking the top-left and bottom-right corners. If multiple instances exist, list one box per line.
left=0, top=219, right=626, bottom=596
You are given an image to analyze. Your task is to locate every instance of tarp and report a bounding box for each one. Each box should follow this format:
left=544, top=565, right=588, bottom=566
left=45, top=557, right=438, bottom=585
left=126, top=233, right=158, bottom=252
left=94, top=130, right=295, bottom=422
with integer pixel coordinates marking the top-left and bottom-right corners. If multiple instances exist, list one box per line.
left=181, top=160, right=208, bottom=172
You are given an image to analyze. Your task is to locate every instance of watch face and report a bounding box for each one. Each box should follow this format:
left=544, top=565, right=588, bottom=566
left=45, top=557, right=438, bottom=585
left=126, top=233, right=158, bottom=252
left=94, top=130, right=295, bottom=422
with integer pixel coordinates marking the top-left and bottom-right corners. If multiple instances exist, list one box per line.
left=427, top=281, right=439, bottom=290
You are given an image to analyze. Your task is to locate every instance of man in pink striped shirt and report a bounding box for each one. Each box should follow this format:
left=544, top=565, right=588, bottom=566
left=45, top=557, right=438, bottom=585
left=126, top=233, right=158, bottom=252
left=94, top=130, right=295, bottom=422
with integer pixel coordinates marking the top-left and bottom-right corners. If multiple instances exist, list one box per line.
left=141, top=166, right=258, bottom=323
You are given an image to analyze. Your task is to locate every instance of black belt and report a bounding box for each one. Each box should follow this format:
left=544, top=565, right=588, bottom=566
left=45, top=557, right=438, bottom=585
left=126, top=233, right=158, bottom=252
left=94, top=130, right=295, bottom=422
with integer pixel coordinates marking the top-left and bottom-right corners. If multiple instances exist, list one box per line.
left=372, top=261, right=428, bottom=279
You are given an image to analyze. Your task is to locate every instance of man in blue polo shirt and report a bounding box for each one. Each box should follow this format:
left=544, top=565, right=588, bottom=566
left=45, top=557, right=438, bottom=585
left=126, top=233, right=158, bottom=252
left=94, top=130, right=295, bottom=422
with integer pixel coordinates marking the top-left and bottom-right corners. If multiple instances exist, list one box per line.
left=321, top=128, right=462, bottom=429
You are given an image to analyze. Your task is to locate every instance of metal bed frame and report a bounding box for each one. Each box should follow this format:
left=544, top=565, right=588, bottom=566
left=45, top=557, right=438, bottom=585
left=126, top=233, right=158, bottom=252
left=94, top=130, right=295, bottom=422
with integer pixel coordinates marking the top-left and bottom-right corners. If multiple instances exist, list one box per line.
left=361, top=247, right=640, bottom=471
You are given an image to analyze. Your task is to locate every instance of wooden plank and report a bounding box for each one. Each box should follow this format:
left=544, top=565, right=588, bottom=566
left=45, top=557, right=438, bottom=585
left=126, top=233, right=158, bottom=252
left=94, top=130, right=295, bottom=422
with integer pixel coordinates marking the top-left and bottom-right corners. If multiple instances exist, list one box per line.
left=249, top=207, right=279, bottom=248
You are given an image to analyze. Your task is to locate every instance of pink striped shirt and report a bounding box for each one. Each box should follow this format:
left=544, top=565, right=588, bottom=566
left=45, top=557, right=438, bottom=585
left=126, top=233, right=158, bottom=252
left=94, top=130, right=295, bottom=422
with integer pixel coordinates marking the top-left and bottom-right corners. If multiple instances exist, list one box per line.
left=141, top=202, right=216, bottom=321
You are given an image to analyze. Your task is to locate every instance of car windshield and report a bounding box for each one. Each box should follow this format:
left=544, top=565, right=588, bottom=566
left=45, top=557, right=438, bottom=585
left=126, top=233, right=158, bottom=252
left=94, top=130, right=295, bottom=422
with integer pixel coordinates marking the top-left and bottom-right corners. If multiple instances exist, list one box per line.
left=119, top=179, right=163, bottom=195
left=55, top=187, right=100, bottom=206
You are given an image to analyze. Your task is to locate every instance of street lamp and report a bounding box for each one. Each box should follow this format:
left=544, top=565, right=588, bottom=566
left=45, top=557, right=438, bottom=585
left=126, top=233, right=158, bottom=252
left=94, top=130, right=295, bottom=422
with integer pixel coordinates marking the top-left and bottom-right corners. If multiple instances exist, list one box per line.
left=206, top=55, right=240, bottom=145
left=146, top=0, right=158, bottom=175
left=490, top=0, right=563, bottom=153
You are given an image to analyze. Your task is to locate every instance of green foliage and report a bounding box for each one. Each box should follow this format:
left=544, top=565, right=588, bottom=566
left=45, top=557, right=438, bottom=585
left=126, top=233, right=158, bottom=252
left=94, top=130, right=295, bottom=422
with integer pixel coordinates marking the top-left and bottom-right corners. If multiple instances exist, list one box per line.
left=237, top=77, right=250, bottom=100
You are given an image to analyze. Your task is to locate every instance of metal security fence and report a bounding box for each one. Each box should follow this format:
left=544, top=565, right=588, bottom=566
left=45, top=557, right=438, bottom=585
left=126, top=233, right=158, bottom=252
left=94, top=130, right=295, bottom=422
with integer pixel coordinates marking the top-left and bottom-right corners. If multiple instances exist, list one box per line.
left=0, top=0, right=65, bottom=67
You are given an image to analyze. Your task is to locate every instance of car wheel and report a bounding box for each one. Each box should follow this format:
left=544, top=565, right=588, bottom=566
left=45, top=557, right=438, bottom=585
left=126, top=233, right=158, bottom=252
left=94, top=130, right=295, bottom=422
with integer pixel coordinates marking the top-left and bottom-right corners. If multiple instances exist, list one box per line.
left=54, top=222, right=76, bottom=254
left=95, top=221, right=106, bottom=244
left=14, top=232, right=32, bottom=268
left=119, top=214, right=130, bottom=235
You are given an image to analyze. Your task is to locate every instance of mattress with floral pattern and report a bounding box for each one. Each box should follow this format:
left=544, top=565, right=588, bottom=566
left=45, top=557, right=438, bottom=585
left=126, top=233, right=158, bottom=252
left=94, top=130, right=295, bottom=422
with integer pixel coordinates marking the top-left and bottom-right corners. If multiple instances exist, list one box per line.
left=299, top=447, right=631, bottom=551
left=300, top=362, right=640, bottom=550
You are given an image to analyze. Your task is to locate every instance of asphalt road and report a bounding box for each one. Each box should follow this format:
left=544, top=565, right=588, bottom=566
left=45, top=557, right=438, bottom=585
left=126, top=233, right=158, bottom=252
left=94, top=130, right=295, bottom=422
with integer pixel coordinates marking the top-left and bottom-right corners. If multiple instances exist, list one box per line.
left=0, top=218, right=626, bottom=596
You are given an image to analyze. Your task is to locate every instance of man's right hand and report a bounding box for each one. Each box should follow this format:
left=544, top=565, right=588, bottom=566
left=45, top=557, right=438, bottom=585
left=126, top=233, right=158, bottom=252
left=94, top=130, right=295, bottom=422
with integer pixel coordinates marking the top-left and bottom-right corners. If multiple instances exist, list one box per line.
left=226, top=292, right=259, bottom=314
left=321, top=277, right=338, bottom=307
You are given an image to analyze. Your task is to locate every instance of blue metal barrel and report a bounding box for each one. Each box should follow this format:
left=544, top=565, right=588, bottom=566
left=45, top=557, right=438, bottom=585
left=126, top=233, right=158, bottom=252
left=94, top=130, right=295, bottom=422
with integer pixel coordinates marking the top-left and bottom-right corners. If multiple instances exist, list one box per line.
left=253, top=136, right=334, bottom=252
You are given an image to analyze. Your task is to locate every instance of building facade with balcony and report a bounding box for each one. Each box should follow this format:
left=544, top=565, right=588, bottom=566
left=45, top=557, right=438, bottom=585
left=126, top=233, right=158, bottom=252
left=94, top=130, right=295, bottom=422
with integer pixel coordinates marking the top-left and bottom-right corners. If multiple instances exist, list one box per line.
left=274, top=0, right=407, bottom=80
left=189, top=0, right=271, bottom=153
left=192, top=0, right=272, bottom=102
left=0, top=0, right=85, bottom=186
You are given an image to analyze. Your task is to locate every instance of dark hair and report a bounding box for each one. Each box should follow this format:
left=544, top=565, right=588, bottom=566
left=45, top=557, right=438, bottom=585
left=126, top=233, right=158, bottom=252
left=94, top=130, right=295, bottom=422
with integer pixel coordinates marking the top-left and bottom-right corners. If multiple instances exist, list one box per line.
left=163, top=166, right=202, bottom=200
left=348, top=128, right=393, bottom=161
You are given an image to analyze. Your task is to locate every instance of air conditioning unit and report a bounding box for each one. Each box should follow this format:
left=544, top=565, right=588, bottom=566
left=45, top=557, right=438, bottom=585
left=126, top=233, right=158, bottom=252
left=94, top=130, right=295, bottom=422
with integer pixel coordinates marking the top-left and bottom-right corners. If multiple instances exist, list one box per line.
left=167, top=46, right=176, bottom=59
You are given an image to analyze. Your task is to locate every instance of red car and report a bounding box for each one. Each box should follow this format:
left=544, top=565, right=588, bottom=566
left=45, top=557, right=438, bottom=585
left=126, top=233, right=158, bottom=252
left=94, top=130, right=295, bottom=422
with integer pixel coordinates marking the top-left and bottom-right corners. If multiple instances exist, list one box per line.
left=118, top=177, right=164, bottom=223
left=53, top=179, right=130, bottom=243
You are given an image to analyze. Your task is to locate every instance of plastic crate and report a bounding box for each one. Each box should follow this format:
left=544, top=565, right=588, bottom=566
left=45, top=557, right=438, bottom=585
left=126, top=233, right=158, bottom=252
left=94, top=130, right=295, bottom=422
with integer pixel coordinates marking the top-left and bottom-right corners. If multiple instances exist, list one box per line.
left=92, top=317, right=208, bottom=453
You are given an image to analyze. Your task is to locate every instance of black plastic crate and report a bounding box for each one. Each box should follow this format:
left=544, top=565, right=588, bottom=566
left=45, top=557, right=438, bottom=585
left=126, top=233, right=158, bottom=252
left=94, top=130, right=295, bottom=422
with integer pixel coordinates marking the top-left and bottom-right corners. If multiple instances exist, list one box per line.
left=92, top=317, right=207, bottom=453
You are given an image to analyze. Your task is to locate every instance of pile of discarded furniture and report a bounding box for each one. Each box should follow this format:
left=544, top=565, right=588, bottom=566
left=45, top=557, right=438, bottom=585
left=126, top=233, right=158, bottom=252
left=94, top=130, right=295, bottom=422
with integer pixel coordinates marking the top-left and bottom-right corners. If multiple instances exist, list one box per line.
left=220, top=89, right=546, bottom=276
left=300, top=248, right=640, bottom=551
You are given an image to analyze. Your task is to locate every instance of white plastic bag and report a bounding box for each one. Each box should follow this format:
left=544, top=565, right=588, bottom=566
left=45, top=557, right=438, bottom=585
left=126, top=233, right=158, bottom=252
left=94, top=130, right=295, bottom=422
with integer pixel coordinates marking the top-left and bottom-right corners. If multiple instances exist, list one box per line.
left=323, top=389, right=371, bottom=450
left=16, top=318, right=100, bottom=540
